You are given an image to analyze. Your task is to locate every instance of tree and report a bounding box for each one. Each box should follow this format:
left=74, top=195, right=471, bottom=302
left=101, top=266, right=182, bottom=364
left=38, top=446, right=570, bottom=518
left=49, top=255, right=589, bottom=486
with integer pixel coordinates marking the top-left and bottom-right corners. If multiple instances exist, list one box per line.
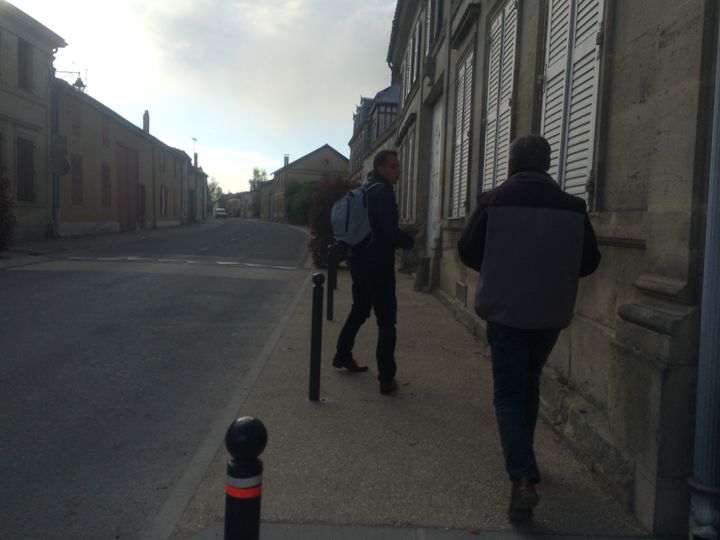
left=0, top=166, right=17, bottom=254
left=308, top=176, right=351, bottom=268
left=285, top=179, right=317, bottom=225
left=249, top=167, right=270, bottom=191
left=208, top=177, right=223, bottom=201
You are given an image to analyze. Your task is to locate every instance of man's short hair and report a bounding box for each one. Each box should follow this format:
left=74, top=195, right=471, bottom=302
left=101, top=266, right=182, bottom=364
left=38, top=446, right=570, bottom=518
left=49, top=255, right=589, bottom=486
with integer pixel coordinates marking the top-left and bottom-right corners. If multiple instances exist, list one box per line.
left=508, top=135, right=551, bottom=174
left=373, top=150, right=398, bottom=171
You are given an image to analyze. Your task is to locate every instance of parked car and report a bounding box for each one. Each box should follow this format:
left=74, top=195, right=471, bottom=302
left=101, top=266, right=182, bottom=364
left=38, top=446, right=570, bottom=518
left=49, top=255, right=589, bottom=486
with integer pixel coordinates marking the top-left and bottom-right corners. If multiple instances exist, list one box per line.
left=215, top=208, right=227, bottom=218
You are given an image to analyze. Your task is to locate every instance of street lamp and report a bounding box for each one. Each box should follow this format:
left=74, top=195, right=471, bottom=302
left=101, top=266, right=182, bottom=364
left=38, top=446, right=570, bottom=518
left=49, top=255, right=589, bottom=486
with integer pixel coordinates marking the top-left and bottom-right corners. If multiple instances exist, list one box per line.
left=56, top=70, right=86, bottom=93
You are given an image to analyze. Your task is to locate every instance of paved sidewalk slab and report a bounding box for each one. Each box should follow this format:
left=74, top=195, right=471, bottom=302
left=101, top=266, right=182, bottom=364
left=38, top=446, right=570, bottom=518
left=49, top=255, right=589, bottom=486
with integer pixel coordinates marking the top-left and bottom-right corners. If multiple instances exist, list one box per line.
left=171, top=267, right=651, bottom=539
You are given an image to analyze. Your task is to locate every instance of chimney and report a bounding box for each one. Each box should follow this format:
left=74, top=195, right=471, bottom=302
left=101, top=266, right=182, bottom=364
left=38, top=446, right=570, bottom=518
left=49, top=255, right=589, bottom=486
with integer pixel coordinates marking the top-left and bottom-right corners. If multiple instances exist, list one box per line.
left=194, top=152, right=198, bottom=167
left=284, top=154, right=289, bottom=167
left=143, top=110, right=149, bottom=133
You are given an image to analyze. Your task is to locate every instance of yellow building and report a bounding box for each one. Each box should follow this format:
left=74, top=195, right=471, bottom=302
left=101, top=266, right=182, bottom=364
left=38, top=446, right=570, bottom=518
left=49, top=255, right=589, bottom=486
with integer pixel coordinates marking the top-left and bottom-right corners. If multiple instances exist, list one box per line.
left=55, top=80, right=189, bottom=235
left=0, top=2, right=66, bottom=239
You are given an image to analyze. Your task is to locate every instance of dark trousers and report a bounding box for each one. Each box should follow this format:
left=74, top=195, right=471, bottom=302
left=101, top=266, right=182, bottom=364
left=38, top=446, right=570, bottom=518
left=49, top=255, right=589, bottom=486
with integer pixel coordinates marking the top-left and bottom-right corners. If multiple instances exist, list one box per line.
left=336, top=259, right=397, bottom=382
left=486, top=321, right=560, bottom=483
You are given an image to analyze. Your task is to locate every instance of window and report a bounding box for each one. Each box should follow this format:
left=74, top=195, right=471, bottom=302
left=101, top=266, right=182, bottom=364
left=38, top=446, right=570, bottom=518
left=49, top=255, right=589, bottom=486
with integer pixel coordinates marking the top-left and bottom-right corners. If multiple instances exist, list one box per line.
left=160, top=185, right=167, bottom=216
left=540, top=0, right=604, bottom=196
left=482, top=0, right=518, bottom=191
left=17, top=39, right=33, bottom=92
left=72, top=102, right=82, bottom=136
left=16, top=137, right=34, bottom=201
left=160, top=151, right=166, bottom=173
left=172, top=188, right=177, bottom=216
left=449, top=51, right=474, bottom=218
left=101, top=163, right=111, bottom=207
left=71, top=153, right=83, bottom=205
left=173, top=158, right=178, bottom=178
left=400, top=130, right=415, bottom=220
left=426, top=0, right=444, bottom=55
left=400, top=20, right=423, bottom=107
left=102, top=120, right=110, bottom=147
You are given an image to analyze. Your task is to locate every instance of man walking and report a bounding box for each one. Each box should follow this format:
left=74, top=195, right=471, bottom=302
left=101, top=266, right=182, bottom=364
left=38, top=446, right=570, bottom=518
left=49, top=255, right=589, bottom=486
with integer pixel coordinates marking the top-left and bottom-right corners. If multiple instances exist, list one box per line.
left=457, top=135, right=601, bottom=520
left=333, top=150, right=415, bottom=395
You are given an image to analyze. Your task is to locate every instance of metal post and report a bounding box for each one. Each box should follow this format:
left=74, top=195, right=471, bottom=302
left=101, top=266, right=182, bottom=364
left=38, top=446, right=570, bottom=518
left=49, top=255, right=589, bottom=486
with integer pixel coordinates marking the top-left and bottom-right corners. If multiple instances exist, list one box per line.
left=327, top=244, right=337, bottom=321
left=309, top=273, right=324, bottom=402
left=690, top=3, right=720, bottom=535
left=224, top=417, right=267, bottom=540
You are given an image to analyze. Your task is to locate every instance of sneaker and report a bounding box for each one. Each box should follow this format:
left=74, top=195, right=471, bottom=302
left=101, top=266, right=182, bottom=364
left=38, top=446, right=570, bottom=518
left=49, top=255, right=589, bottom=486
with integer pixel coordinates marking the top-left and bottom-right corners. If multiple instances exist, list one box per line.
left=379, top=379, right=399, bottom=395
left=332, top=355, right=369, bottom=372
left=508, top=478, right=538, bottom=521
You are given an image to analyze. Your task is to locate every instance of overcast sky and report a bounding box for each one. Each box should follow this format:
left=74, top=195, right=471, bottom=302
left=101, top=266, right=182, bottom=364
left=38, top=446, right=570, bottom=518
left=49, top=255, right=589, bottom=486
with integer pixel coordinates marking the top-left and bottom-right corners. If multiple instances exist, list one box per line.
left=11, top=0, right=395, bottom=193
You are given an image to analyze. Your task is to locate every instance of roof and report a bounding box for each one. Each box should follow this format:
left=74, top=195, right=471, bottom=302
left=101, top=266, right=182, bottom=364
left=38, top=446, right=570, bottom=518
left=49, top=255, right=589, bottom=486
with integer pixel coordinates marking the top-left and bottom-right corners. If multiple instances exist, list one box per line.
left=0, top=1, right=67, bottom=48
left=272, top=144, right=348, bottom=175
left=373, top=84, right=399, bottom=105
left=386, top=0, right=405, bottom=64
left=55, top=79, right=188, bottom=160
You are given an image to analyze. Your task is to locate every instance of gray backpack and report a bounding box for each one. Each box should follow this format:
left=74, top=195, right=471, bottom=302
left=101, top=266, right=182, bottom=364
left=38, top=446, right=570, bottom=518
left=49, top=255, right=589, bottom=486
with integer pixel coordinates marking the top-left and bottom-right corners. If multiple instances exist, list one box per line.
left=331, top=182, right=382, bottom=247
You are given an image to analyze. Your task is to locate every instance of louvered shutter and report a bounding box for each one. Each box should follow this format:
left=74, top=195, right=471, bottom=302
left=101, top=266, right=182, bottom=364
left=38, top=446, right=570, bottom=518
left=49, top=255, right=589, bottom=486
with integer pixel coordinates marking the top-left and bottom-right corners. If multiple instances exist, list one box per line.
left=482, top=0, right=518, bottom=192
left=541, top=0, right=602, bottom=196
left=451, top=59, right=466, bottom=217
left=563, top=0, right=602, bottom=195
left=451, top=53, right=473, bottom=217
left=541, top=0, right=572, bottom=182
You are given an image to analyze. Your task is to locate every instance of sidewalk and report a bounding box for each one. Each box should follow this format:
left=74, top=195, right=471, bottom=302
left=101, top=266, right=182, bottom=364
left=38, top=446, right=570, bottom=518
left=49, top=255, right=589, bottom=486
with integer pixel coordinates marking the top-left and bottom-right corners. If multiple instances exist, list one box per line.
left=170, top=266, right=652, bottom=539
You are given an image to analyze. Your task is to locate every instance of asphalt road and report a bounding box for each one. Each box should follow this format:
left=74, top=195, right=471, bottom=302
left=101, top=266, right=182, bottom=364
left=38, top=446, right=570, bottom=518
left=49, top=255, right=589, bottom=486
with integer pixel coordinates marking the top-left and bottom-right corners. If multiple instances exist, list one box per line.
left=0, top=219, right=310, bottom=540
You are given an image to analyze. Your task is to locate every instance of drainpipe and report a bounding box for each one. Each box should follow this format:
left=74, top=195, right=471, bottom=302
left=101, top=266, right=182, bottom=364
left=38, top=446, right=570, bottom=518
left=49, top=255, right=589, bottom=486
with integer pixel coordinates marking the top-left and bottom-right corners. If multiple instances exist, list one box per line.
left=152, top=147, right=157, bottom=229
left=689, top=6, right=720, bottom=538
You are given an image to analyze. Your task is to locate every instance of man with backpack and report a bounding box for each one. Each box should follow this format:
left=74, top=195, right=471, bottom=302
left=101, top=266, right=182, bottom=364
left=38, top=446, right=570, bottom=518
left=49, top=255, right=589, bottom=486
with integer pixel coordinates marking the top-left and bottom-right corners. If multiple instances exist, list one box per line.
left=457, top=135, right=601, bottom=520
left=332, top=150, right=416, bottom=395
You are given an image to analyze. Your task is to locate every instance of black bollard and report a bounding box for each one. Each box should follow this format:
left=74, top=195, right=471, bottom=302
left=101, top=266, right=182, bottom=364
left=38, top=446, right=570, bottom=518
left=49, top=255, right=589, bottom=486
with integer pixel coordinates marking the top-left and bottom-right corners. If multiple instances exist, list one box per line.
left=327, top=244, right=336, bottom=321
left=328, top=243, right=338, bottom=291
left=309, top=272, right=324, bottom=402
left=224, top=417, right=267, bottom=540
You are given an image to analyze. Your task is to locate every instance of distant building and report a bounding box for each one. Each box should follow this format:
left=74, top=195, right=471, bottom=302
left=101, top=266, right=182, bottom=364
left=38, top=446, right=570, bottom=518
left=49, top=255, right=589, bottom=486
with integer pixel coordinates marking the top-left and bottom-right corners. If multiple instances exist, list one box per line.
left=348, top=86, right=398, bottom=185
left=262, top=144, right=349, bottom=222
left=0, top=2, right=66, bottom=239
left=55, top=80, right=205, bottom=234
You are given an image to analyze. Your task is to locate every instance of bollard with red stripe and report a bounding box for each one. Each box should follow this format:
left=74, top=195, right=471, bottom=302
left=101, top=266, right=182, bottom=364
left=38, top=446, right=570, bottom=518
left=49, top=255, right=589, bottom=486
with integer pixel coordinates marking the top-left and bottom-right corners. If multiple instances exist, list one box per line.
left=224, top=416, right=267, bottom=540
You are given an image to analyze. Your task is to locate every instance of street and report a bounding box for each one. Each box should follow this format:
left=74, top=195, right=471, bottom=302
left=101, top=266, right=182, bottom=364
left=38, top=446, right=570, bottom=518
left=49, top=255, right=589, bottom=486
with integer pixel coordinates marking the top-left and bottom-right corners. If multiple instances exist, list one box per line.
left=0, top=219, right=309, bottom=540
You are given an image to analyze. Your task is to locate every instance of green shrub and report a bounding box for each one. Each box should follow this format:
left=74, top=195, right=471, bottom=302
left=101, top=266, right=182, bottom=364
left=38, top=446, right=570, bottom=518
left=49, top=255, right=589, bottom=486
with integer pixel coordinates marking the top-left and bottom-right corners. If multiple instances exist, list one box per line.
left=0, top=167, right=16, bottom=253
left=285, top=180, right=317, bottom=225
left=308, top=176, right=352, bottom=268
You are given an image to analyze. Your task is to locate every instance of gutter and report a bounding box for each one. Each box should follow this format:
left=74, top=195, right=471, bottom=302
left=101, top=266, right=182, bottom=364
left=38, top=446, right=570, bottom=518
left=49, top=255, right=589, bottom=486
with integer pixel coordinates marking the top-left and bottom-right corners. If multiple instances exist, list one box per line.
left=689, top=4, right=720, bottom=538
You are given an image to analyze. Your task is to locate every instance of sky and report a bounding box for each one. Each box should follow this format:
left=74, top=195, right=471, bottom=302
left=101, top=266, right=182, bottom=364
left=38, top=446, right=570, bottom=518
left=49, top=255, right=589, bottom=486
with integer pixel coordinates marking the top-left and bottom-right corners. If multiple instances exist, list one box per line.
left=10, top=0, right=396, bottom=193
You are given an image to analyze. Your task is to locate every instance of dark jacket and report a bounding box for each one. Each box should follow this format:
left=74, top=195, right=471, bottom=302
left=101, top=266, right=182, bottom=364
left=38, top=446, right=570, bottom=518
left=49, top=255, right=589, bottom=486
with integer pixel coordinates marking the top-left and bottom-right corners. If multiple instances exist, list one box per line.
left=457, top=170, right=601, bottom=329
left=350, top=171, right=414, bottom=268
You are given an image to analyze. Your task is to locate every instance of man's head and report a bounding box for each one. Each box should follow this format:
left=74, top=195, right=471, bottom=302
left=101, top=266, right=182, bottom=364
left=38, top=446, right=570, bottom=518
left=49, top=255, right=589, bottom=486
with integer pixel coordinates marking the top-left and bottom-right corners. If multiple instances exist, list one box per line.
left=508, top=135, right=552, bottom=175
left=373, top=150, right=400, bottom=184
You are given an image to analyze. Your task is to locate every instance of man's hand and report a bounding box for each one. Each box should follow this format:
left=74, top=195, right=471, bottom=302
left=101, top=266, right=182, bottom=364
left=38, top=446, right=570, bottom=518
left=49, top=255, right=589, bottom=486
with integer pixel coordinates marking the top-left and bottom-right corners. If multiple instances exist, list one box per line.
left=402, top=223, right=422, bottom=239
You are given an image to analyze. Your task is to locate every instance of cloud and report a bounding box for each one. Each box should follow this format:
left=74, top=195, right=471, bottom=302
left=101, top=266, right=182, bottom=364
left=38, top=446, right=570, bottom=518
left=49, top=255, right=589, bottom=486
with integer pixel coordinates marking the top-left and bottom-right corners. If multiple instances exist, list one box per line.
left=9, top=0, right=395, bottom=193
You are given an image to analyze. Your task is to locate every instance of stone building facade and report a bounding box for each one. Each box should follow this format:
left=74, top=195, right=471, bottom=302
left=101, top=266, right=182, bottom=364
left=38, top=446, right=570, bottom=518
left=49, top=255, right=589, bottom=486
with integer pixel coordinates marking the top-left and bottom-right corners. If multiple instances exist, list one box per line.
left=0, top=2, right=66, bottom=240
left=382, top=0, right=720, bottom=535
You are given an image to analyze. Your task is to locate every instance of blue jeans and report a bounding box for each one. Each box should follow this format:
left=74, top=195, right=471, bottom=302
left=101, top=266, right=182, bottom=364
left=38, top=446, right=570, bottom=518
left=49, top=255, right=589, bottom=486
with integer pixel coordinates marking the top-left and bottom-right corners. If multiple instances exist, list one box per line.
left=486, top=321, right=560, bottom=483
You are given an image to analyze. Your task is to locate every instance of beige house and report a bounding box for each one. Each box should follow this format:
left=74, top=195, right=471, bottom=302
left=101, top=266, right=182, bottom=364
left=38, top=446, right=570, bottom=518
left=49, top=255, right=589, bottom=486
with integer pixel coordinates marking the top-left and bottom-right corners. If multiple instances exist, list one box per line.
left=261, top=144, right=349, bottom=222
left=0, top=1, right=66, bottom=240
left=383, top=0, right=720, bottom=535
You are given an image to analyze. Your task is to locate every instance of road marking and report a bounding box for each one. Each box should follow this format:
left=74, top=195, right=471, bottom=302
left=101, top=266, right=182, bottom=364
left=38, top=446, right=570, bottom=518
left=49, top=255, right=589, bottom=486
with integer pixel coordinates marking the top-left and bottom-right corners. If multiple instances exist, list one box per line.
left=216, top=261, right=240, bottom=266
left=67, top=256, right=94, bottom=260
left=199, top=246, right=209, bottom=253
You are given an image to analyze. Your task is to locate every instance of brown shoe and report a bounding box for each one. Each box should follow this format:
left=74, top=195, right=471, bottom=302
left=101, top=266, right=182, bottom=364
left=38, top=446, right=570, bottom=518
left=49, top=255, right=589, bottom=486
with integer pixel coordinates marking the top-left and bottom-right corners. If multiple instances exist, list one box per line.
left=508, top=478, right=538, bottom=521
left=380, top=379, right=399, bottom=395
left=332, top=355, right=368, bottom=372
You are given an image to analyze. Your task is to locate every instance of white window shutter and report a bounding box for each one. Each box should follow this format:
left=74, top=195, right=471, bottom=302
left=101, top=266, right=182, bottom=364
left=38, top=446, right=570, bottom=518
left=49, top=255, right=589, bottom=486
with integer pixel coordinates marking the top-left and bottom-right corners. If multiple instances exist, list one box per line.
left=541, top=0, right=602, bottom=196
left=460, top=52, right=473, bottom=216
left=482, top=0, right=518, bottom=192
left=563, top=0, right=602, bottom=196
left=541, top=0, right=572, bottom=182
left=451, top=51, right=474, bottom=217
left=451, top=58, right=467, bottom=217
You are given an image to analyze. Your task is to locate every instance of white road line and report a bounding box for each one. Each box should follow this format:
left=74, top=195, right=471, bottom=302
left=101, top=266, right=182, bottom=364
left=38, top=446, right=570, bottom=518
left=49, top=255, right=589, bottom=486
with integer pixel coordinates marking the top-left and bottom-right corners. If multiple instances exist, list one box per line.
left=216, top=261, right=240, bottom=266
